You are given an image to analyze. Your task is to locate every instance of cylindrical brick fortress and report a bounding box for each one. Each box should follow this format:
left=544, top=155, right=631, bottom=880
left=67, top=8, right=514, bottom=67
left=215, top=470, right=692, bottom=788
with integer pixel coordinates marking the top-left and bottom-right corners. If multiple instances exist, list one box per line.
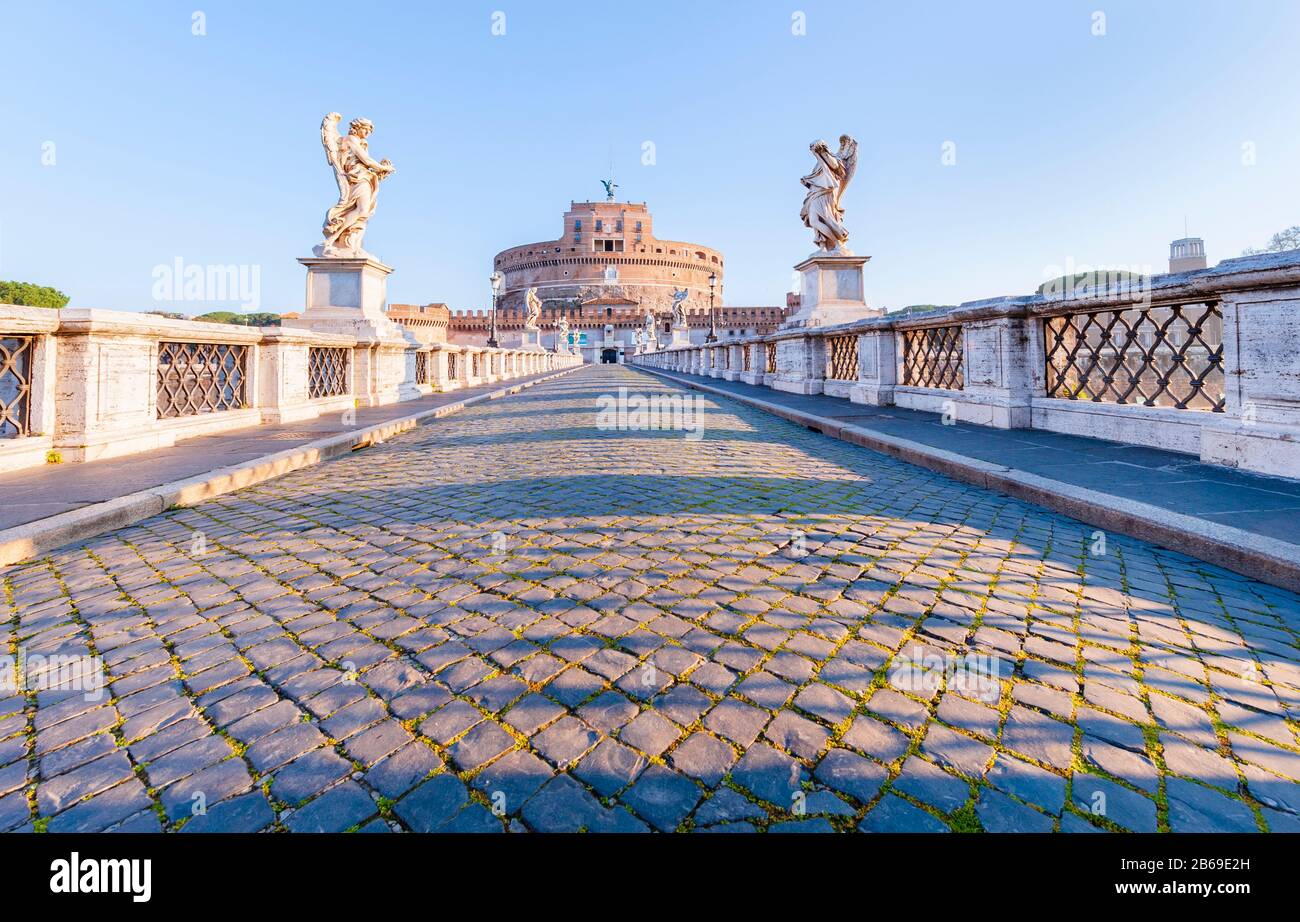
left=492, top=200, right=724, bottom=317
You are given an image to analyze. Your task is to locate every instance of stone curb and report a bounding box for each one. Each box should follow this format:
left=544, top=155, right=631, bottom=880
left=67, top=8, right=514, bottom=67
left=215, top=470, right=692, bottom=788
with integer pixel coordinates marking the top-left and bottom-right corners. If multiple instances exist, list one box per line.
left=0, top=367, right=581, bottom=568
left=638, top=368, right=1300, bottom=594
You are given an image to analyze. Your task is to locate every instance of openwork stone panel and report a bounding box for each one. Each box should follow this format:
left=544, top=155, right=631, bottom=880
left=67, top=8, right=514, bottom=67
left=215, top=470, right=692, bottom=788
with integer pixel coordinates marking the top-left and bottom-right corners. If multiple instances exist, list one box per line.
left=828, top=334, right=857, bottom=381
left=447, top=352, right=458, bottom=381
left=415, top=351, right=429, bottom=385
left=1044, top=301, right=1224, bottom=411
left=742, top=343, right=752, bottom=372
left=157, top=341, right=249, bottom=418
left=901, top=325, right=964, bottom=390
left=0, top=335, right=35, bottom=438
left=308, top=347, right=349, bottom=399
left=766, top=341, right=777, bottom=374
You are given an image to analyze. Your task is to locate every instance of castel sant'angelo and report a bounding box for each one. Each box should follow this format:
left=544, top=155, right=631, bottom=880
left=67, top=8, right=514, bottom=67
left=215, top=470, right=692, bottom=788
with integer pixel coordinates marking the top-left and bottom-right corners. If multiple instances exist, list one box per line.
left=389, top=187, right=791, bottom=361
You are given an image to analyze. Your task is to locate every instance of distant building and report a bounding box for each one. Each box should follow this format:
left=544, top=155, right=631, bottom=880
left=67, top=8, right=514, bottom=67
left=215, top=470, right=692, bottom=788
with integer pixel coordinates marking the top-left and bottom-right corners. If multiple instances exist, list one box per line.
left=491, top=198, right=724, bottom=316
left=386, top=302, right=449, bottom=344
left=406, top=194, right=791, bottom=363
left=1169, top=237, right=1208, bottom=273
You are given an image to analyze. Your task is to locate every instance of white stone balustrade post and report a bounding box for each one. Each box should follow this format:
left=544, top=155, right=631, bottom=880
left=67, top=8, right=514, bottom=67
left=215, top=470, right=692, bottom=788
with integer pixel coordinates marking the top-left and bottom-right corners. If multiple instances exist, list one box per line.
left=1201, top=281, right=1300, bottom=477
left=454, top=346, right=471, bottom=389
left=848, top=328, right=897, bottom=406
left=958, top=306, right=1034, bottom=428
left=773, top=334, right=824, bottom=395
left=259, top=327, right=358, bottom=424
left=739, top=341, right=764, bottom=386
left=0, top=306, right=59, bottom=472
left=723, top=342, right=743, bottom=382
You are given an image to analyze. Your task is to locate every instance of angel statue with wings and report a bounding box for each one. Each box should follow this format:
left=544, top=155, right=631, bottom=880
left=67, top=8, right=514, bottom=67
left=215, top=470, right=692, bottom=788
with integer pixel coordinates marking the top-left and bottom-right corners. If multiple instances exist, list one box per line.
left=524, top=287, right=543, bottom=330
left=800, top=134, right=858, bottom=253
left=316, top=113, right=396, bottom=258
left=643, top=310, right=656, bottom=340
left=670, top=287, right=689, bottom=329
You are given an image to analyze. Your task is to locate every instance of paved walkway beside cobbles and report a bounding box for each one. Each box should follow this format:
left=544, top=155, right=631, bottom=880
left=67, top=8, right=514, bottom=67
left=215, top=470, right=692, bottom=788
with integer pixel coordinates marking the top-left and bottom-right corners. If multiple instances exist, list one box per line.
left=637, top=368, right=1300, bottom=593
left=2, top=364, right=1298, bottom=833
left=643, top=369, right=1300, bottom=543
left=0, top=369, right=568, bottom=532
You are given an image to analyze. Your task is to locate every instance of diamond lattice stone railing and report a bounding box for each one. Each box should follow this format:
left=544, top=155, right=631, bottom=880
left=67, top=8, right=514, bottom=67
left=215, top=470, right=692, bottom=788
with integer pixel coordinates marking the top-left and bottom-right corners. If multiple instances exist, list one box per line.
left=629, top=250, right=1300, bottom=480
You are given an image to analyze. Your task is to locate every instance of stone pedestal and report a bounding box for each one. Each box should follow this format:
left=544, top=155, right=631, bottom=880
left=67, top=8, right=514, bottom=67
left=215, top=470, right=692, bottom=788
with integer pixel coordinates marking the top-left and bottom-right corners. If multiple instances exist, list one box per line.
left=669, top=327, right=692, bottom=349
left=287, top=255, right=421, bottom=407
left=294, top=256, right=399, bottom=335
left=784, top=253, right=881, bottom=329
left=517, top=328, right=545, bottom=352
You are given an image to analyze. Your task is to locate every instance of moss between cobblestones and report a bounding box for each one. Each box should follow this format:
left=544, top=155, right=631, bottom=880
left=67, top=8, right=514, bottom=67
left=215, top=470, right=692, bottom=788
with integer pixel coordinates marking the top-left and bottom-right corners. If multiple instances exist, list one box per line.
left=9, top=367, right=1299, bottom=833
left=946, top=802, right=984, bottom=833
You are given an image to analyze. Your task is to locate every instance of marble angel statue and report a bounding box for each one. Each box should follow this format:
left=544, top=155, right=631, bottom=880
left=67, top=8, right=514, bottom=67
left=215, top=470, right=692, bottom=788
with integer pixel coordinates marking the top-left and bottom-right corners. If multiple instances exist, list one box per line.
left=524, top=287, right=542, bottom=330
left=317, top=112, right=395, bottom=257
left=670, top=287, right=689, bottom=328
left=800, top=134, right=857, bottom=253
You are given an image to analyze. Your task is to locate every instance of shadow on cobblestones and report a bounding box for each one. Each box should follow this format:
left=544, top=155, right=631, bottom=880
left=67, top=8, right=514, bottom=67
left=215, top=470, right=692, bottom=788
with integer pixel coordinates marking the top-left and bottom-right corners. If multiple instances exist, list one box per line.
left=1, top=365, right=1297, bottom=834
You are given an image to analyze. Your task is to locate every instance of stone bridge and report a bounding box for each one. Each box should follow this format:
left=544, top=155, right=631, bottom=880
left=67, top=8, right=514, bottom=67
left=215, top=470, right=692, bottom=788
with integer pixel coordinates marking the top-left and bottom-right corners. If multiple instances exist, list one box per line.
left=2, top=364, right=1297, bottom=833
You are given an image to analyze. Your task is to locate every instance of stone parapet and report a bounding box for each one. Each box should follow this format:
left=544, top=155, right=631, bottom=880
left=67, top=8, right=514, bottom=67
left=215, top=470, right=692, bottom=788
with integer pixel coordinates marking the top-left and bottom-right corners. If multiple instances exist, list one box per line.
left=0, top=305, right=582, bottom=473
left=630, top=251, right=1300, bottom=480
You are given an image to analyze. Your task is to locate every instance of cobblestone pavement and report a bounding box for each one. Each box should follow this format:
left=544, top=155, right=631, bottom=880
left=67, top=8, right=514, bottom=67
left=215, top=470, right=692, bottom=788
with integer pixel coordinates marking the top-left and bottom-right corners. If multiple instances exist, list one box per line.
left=3, top=364, right=1299, bottom=833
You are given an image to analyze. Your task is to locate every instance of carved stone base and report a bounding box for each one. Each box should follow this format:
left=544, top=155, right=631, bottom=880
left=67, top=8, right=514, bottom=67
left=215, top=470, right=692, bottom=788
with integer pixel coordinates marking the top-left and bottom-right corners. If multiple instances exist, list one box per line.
left=286, top=255, right=421, bottom=407
left=297, top=256, right=392, bottom=320
left=783, top=253, right=882, bottom=329
left=516, top=328, right=545, bottom=351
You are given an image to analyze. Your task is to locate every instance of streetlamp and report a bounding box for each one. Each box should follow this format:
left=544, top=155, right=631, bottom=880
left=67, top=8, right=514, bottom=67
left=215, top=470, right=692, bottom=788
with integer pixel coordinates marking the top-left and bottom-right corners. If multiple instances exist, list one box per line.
left=705, top=271, right=718, bottom=342
left=487, top=270, right=504, bottom=348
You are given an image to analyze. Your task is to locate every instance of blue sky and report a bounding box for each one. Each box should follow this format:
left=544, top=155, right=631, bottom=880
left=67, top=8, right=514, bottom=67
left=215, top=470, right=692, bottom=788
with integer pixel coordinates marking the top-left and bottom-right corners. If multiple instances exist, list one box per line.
left=4, top=0, right=1298, bottom=314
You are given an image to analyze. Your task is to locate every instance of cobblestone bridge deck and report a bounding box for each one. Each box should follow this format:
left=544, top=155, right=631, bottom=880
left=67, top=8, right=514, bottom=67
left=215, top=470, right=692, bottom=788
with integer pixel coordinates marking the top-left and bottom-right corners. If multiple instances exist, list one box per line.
left=2, top=364, right=1297, bottom=833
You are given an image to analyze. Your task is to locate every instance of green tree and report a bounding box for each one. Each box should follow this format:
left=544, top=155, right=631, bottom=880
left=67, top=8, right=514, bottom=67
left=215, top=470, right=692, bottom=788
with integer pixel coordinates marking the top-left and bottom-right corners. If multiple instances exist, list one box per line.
left=1037, top=270, right=1145, bottom=296
left=238, top=312, right=282, bottom=326
left=897, top=304, right=956, bottom=314
left=192, top=310, right=281, bottom=326
left=0, top=280, right=70, bottom=308
left=1243, top=225, right=1300, bottom=256
left=193, top=310, right=241, bottom=324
